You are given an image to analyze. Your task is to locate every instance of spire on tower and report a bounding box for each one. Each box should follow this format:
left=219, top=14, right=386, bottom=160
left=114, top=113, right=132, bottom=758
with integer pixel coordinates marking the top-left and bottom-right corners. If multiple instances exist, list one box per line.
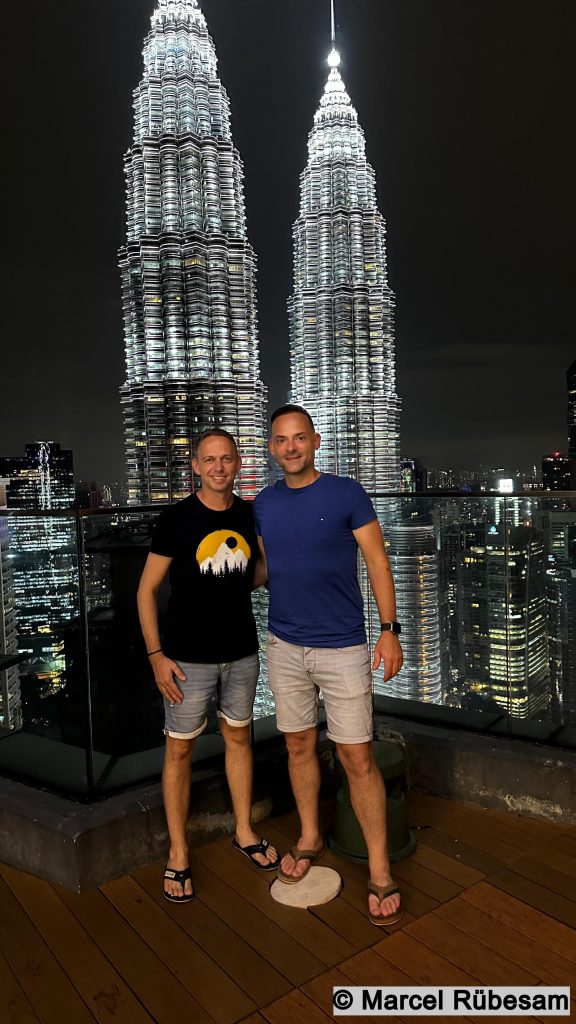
left=327, top=1, right=340, bottom=68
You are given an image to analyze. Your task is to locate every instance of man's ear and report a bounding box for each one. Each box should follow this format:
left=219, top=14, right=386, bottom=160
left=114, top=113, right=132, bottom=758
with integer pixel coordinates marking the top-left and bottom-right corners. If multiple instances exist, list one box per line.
left=314, top=432, right=321, bottom=451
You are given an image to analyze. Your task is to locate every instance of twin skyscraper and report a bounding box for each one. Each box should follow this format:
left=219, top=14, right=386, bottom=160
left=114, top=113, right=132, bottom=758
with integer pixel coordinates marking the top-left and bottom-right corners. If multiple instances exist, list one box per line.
left=120, top=0, right=401, bottom=502
left=119, top=0, right=441, bottom=702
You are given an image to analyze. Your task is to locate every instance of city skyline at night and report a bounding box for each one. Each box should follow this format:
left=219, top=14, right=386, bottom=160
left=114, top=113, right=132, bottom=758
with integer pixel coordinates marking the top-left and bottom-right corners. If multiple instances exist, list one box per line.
left=2, top=0, right=574, bottom=481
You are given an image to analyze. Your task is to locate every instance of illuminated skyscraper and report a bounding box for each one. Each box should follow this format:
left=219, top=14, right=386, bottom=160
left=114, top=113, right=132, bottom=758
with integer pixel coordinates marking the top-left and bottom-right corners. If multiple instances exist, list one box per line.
left=568, top=360, right=576, bottom=461
left=289, top=9, right=441, bottom=702
left=0, top=479, right=21, bottom=730
left=458, top=523, right=550, bottom=718
left=289, top=23, right=400, bottom=487
left=120, top=0, right=267, bottom=503
left=0, top=444, right=77, bottom=691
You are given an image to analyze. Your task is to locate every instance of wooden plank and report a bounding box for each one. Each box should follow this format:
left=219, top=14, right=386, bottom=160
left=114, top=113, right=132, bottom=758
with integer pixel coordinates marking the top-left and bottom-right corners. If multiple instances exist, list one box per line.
left=301, top=965, right=405, bottom=1024
left=0, top=865, right=154, bottom=1024
left=407, top=792, right=557, bottom=848
left=549, top=834, right=576, bottom=858
left=192, top=839, right=355, bottom=966
left=309, top=890, right=379, bottom=949
left=338, top=948, right=413, bottom=987
left=0, top=948, right=40, bottom=1024
left=392, top=857, right=463, bottom=902
left=260, top=989, right=333, bottom=1024
left=374, top=930, right=478, bottom=984
left=238, top=1016, right=268, bottom=1024
left=0, top=872, right=94, bottom=1024
left=407, top=791, right=546, bottom=855
left=461, top=881, right=576, bottom=959
left=435, top=896, right=576, bottom=986
left=417, top=824, right=506, bottom=875
left=406, top=841, right=485, bottom=888
left=184, top=855, right=324, bottom=986
left=134, top=861, right=293, bottom=1006
left=487, top=867, right=576, bottom=930
left=0, top=872, right=93, bottom=1024
left=58, top=885, right=214, bottom=1024
left=509, top=852, right=576, bottom=899
left=102, top=874, right=256, bottom=1024
left=405, top=912, right=541, bottom=986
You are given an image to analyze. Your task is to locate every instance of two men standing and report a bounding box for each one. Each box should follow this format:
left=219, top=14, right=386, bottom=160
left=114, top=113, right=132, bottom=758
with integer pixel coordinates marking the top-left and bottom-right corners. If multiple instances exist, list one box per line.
left=138, top=407, right=403, bottom=924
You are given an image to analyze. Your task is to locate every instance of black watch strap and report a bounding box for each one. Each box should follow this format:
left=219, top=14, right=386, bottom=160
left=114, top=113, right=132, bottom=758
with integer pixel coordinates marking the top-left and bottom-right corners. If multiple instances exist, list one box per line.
left=380, top=621, right=401, bottom=635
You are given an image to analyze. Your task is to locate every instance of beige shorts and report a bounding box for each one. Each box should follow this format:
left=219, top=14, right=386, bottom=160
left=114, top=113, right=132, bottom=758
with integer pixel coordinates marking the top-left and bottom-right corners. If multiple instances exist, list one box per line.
left=266, top=631, right=373, bottom=745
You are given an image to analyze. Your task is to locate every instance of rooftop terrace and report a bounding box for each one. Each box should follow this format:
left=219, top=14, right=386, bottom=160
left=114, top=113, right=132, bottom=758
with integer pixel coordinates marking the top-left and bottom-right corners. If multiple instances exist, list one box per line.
left=2, top=791, right=575, bottom=1024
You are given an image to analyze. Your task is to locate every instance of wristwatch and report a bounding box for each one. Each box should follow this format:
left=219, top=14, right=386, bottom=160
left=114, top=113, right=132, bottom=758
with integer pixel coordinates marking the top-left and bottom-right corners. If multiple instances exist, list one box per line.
left=380, top=621, right=401, bottom=635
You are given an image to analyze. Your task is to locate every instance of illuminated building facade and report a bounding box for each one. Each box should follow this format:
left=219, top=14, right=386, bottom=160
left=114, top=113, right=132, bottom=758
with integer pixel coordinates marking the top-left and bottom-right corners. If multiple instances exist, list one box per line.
left=288, top=42, right=400, bottom=488
left=289, top=20, right=440, bottom=702
left=542, top=452, right=571, bottom=492
left=568, top=360, right=576, bottom=460
left=0, top=479, right=21, bottom=730
left=120, top=0, right=267, bottom=503
left=0, top=444, right=77, bottom=690
left=458, top=523, right=550, bottom=718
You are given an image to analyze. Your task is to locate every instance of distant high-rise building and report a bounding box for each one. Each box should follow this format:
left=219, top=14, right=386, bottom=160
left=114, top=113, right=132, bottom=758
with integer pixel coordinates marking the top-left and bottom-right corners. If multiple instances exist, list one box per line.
left=289, top=20, right=441, bottom=703
left=0, top=443, right=77, bottom=690
left=542, top=452, right=571, bottom=491
left=567, top=360, right=576, bottom=460
left=0, top=479, right=21, bottom=730
left=120, top=0, right=267, bottom=503
left=458, top=522, right=550, bottom=718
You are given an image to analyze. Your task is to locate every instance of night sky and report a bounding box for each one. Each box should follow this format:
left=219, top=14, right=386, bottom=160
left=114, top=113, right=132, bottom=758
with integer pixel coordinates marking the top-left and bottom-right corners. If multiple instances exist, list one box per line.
left=3, top=0, right=574, bottom=482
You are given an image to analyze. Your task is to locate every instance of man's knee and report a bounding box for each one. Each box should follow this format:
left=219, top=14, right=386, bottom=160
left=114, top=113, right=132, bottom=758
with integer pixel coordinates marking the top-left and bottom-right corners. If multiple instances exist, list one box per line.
left=220, top=720, right=251, bottom=748
left=336, top=741, right=374, bottom=778
left=165, top=736, right=195, bottom=763
left=285, top=727, right=318, bottom=760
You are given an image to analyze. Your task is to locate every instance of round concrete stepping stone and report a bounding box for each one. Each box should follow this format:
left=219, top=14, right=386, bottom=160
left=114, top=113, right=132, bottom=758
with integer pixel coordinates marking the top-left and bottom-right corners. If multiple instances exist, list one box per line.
left=270, top=866, right=342, bottom=908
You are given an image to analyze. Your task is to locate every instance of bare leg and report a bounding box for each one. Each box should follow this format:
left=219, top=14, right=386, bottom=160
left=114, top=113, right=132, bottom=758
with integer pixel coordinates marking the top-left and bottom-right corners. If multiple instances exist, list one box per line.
left=279, top=727, right=323, bottom=879
left=163, top=735, right=195, bottom=898
left=336, top=741, right=401, bottom=920
left=220, top=719, right=277, bottom=866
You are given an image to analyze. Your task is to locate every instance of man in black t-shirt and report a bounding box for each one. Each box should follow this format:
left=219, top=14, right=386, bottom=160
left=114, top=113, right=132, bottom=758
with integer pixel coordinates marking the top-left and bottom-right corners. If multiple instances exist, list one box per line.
left=138, top=429, right=279, bottom=902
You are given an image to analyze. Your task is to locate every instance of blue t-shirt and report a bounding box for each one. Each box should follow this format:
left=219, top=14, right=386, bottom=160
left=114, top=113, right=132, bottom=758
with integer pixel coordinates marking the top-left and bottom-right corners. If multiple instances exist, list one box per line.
left=254, top=474, right=377, bottom=647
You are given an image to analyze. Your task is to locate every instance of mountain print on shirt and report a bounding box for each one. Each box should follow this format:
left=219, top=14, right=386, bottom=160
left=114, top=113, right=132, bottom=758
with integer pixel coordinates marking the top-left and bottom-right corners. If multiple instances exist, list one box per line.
left=195, top=530, right=251, bottom=576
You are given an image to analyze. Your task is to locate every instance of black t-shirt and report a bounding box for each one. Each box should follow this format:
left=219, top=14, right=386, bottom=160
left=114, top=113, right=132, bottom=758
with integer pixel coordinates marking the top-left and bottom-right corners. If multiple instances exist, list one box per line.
left=150, top=494, right=258, bottom=664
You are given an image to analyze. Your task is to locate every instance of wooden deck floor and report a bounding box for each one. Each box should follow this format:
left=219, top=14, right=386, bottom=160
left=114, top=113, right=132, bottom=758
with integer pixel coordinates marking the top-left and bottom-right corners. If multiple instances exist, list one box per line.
left=1, top=791, right=575, bottom=1024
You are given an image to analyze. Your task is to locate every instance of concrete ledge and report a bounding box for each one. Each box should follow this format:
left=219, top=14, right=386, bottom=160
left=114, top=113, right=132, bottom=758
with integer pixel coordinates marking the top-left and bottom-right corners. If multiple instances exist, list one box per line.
left=375, top=716, right=576, bottom=824
left=0, top=736, right=292, bottom=891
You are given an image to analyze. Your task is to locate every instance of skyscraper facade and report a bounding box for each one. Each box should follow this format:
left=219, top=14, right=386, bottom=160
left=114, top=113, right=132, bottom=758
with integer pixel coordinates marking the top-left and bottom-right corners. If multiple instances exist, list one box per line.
left=289, top=27, right=441, bottom=702
left=288, top=46, right=400, bottom=489
left=120, top=0, right=267, bottom=503
left=0, top=444, right=77, bottom=692
left=0, top=479, right=21, bottom=731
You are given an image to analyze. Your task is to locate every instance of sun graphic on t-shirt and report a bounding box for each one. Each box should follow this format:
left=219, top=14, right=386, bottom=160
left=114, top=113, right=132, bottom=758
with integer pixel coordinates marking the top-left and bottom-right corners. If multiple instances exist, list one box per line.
left=196, top=530, right=251, bottom=576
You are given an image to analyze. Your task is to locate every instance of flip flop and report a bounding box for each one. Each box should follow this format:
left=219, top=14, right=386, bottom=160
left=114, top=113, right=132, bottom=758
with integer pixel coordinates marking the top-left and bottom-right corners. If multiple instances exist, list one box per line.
left=368, top=881, right=403, bottom=926
left=163, top=866, right=195, bottom=903
left=232, top=837, right=281, bottom=872
left=277, top=842, right=324, bottom=884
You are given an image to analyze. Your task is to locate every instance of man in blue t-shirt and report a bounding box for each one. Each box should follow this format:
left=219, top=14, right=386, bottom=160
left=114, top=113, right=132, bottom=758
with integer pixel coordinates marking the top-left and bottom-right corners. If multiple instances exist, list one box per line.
left=254, top=405, right=404, bottom=927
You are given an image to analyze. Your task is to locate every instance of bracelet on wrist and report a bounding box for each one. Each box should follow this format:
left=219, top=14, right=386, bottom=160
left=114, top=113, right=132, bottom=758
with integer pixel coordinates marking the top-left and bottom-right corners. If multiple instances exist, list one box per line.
left=147, top=648, right=163, bottom=657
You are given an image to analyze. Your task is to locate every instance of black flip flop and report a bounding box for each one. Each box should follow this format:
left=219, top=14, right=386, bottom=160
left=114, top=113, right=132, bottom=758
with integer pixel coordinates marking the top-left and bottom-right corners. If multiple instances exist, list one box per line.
left=232, top=837, right=281, bottom=872
left=163, top=865, right=195, bottom=903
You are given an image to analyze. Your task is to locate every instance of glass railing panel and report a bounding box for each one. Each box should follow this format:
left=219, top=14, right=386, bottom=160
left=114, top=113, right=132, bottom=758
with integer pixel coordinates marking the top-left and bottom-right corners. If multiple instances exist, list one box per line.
left=0, top=510, right=91, bottom=795
left=81, top=508, right=230, bottom=794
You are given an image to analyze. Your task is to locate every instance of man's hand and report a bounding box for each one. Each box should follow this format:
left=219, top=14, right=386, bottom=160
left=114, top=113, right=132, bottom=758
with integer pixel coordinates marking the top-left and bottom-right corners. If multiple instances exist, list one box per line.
left=372, top=632, right=403, bottom=681
left=149, top=653, right=186, bottom=704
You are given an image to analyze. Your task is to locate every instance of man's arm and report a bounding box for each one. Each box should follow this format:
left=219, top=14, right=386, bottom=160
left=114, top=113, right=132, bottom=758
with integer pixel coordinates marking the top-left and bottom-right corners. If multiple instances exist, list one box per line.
left=137, top=552, right=186, bottom=704
left=252, top=536, right=268, bottom=589
left=353, top=518, right=403, bottom=682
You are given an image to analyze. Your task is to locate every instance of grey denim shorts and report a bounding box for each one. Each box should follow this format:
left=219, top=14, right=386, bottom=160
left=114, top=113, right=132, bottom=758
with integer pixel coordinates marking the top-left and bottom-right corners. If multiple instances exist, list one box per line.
left=266, top=632, right=373, bottom=744
left=163, top=653, right=259, bottom=740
